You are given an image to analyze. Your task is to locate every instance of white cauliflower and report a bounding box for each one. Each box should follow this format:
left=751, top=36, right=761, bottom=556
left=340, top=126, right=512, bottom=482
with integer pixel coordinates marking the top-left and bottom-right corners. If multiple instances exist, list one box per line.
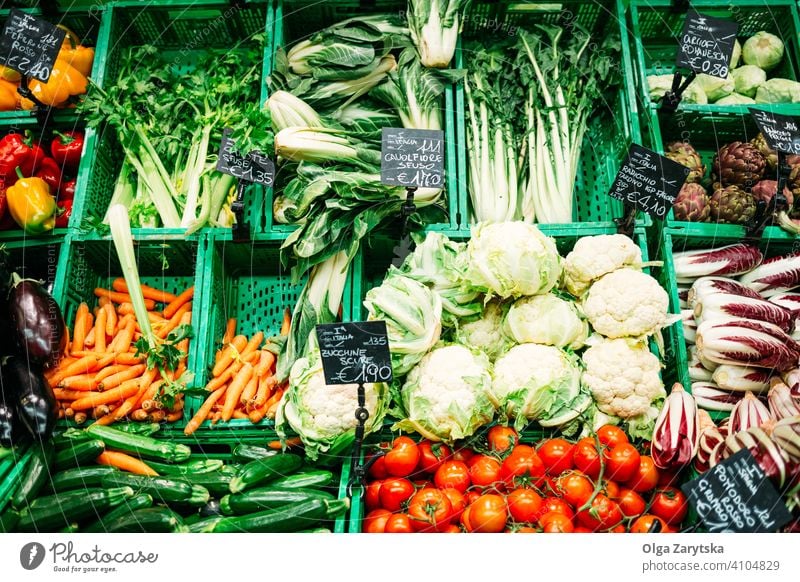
left=583, top=268, right=668, bottom=338
left=582, top=338, right=665, bottom=419
left=503, top=293, right=589, bottom=350
left=394, top=345, right=495, bottom=442
left=455, top=300, right=512, bottom=361
left=562, top=234, right=642, bottom=297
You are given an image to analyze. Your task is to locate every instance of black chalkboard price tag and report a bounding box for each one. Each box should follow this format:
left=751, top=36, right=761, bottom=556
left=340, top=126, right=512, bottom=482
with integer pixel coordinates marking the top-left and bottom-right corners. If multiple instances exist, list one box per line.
left=381, top=128, right=445, bottom=189
left=681, top=450, right=792, bottom=533
left=316, top=321, right=393, bottom=386
left=608, top=144, right=690, bottom=220
left=216, top=129, right=275, bottom=187
left=749, top=108, right=800, bottom=155
left=0, top=9, right=65, bottom=83
left=676, top=9, right=738, bottom=79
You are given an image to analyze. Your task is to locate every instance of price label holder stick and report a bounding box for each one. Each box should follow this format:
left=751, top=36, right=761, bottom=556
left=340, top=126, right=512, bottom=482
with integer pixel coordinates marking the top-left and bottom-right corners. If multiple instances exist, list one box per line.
left=16, top=76, right=52, bottom=129
left=659, top=70, right=696, bottom=115
left=347, top=379, right=370, bottom=495
left=230, top=180, right=250, bottom=243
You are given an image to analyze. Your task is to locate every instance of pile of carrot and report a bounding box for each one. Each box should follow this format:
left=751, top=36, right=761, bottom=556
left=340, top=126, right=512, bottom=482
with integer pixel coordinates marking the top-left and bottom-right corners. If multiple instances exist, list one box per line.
left=45, top=278, right=194, bottom=426
left=184, top=311, right=290, bottom=436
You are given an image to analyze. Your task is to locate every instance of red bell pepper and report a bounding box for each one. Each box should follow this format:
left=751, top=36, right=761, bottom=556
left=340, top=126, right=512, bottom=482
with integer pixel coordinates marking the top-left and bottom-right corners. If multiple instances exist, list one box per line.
left=35, top=157, right=63, bottom=195
left=0, top=178, right=7, bottom=222
left=50, top=130, right=84, bottom=171
left=55, top=198, right=73, bottom=228
left=28, top=142, right=48, bottom=174
left=60, top=178, right=76, bottom=201
left=0, top=134, right=33, bottom=178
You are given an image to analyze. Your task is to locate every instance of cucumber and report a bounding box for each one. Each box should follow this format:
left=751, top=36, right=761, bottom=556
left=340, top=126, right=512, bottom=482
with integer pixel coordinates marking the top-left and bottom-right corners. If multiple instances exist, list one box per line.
left=53, top=439, right=105, bottom=471
left=17, top=487, right=134, bottom=532
left=145, top=458, right=224, bottom=476
left=209, top=499, right=344, bottom=533
left=103, top=507, right=188, bottom=533
left=12, top=442, right=54, bottom=509
left=83, top=494, right=153, bottom=533
left=229, top=454, right=303, bottom=494
left=0, top=508, right=19, bottom=533
left=51, top=466, right=118, bottom=492
left=100, top=473, right=197, bottom=504
left=219, top=488, right=335, bottom=516
left=180, top=471, right=233, bottom=497
left=112, top=423, right=161, bottom=437
left=232, top=444, right=277, bottom=463
left=269, top=470, right=334, bottom=490
left=86, top=425, right=191, bottom=463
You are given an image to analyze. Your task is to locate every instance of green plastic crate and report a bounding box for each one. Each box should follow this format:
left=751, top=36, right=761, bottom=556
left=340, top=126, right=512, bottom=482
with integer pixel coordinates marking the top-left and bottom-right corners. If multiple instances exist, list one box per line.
left=655, top=226, right=800, bottom=422
left=627, top=0, right=800, bottom=117
left=50, top=233, right=205, bottom=428
left=0, top=235, right=64, bottom=290
left=456, top=0, right=646, bottom=230
left=641, top=105, right=800, bottom=239
left=73, top=2, right=272, bottom=239
left=265, top=0, right=462, bottom=237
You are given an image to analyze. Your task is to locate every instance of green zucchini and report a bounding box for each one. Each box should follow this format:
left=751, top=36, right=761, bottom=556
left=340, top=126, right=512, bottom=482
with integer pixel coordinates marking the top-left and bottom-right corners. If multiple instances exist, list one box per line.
left=83, top=494, right=153, bottom=533
left=86, top=425, right=191, bottom=463
left=0, top=447, right=13, bottom=460
left=229, top=454, right=303, bottom=494
left=51, top=466, right=118, bottom=492
left=17, top=487, right=134, bottom=532
left=146, top=458, right=224, bottom=476
left=269, top=470, right=334, bottom=490
left=53, top=428, right=92, bottom=449
left=171, top=485, right=211, bottom=508
left=300, top=528, right=332, bottom=533
left=180, top=471, right=233, bottom=497
left=219, top=488, right=335, bottom=516
left=100, top=473, right=197, bottom=504
left=112, top=423, right=161, bottom=437
left=0, top=508, right=19, bottom=533
left=53, top=439, right=105, bottom=471
left=60, top=523, right=80, bottom=533
left=12, top=443, right=54, bottom=509
left=232, top=444, right=277, bottom=463
left=0, top=447, right=33, bottom=512
left=103, top=507, right=188, bottom=533
left=188, top=515, right=223, bottom=533
left=210, top=499, right=346, bottom=533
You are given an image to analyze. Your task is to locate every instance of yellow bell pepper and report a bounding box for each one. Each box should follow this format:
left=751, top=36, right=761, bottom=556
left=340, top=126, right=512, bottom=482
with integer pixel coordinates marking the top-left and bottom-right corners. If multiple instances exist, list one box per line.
left=58, top=46, right=95, bottom=78
left=57, top=25, right=82, bottom=51
left=27, top=59, right=87, bottom=107
left=0, top=81, right=18, bottom=111
left=6, top=172, right=56, bottom=235
left=0, top=65, right=21, bottom=83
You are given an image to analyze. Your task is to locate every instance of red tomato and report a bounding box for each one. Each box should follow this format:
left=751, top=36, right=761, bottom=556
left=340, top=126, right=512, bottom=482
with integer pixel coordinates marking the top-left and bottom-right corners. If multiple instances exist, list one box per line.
left=657, top=469, right=680, bottom=488
left=416, top=441, right=451, bottom=474
left=378, top=478, right=414, bottom=512
left=365, top=480, right=382, bottom=511
left=539, top=497, right=574, bottom=519
left=572, top=438, right=601, bottom=479
left=650, top=487, right=688, bottom=526
left=513, top=526, right=538, bottom=533
left=630, top=514, right=667, bottom=533
left=367, top=455, right=388, bottom=480
left=617, top=488, right=646, bottom=518
left=596, top=425, right=629, bottom=448
left=574, top=526, right=592, bottom=533
left=507, top=488, right=543, bottom=523
left=469, top=455, right=502, bottom=488
left=466, top=490, right=481, bottom=505
left=604, top=443, right=641, bottom=483
left=451, top=447, right=475, bottom=464
left=384, top=513, right=414, bottom=533
left=487, top=425, right=519, bottom=454
left=407, top=488, right=452, bottom=532
left=363, top=508, right=391, bottom=533
left=460, top=506, right=473, bottom=532
left=604, top=480, right=620, bottom=500
left=537, top=438, right=574, bottom=475
left=384, top=436, right=420, bottom=478
left=434, top=460, right=471, bottom=493
left=500, top=447, right=545, bottom=488
left=626, top=455, right=660, bottom=493
left=610, top=525, right=626, bottom=533
left=539, top=511, right=574, bottom=533
left=575, top=494, right=623, bottom=531
left=441, top=524, right=461, bottom=533
left=442, top=488, right=467, bottom=521
left=555, top=472, right=593, bottom=508
left=468, top=494, right=508, bottom=533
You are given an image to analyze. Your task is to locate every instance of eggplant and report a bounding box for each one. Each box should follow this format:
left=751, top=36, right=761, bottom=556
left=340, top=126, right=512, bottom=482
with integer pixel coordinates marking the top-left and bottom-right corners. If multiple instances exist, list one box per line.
left=2, top=357, right=57, bottom=440
left=7, top=276, right=66, bottom=368
left=0, top=397, right=24, bottom=449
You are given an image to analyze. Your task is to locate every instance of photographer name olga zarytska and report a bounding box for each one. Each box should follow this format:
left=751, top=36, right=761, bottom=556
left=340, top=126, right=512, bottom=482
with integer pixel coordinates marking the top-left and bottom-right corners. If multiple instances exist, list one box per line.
left=643, top=543, right=725, bottom=557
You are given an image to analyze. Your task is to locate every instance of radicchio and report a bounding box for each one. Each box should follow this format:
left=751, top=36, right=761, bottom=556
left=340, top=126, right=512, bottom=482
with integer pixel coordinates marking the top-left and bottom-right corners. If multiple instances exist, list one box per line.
left=694, top=292, right=795, bottom=333
left=651, top=383, right=699, bottom=471
left=694, top=410, right=724, bottom=473
left=673, top=244, right=763, bottom=281
left=695, top=318, right=800, bottom=371
left=729, top=391, right=773, bottom=433
left=739, top=252, right=800, bottom=298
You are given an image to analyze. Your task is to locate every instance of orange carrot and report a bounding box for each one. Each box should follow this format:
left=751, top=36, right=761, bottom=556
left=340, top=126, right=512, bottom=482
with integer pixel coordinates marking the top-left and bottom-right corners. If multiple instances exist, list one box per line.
left=165, top=410, right=183, bottom=423
left=222, top=363, right=253, bottom=422
left=84, top=325, right=96, bottom=348
left=280, top=309, right=291, bottom=335
left=156, top=302, right=191, bottom=339
left=94, top=306, right=107, bottom=352
left=248, top=403, right=269, bottom=424
left=212, top=335, right=248, bottom=377
left=117, top=302, right=135, bottom=316
left=95, top=353, right=118, bottom=369
left=205, top=365, right=236, bottom=392
left=112, top=278, right=177, bottom=304
left=48, top=355, right=100, bottom=386
left=268, top=436, right=300, bottom=450
left=59, top=374, right=98, bottom=391
left=96, top=450, right=158, bottom=476
left=93, top=413, right=118, bottom=426
left=98, top=296, right=110, bottom=308
left=94, top=288, right=156, bottom=310
left=222, top=318, right=237, bottom=345
left=184, top=387, right=226, bottom=436
left=94, top=364, right=129, bottom=383
left=109, top=317, right=135, bottom=353
left=71, top=303, right=90, bottom=353
left=163, top=286, right=194, bottom=319
left=103, top=302, right=117, bottom=337
left=53, top=388, right=88, bottom=401
left=254, top=349, right=275, bottom=378
left=255, top=374, right=277, bottom=407
left=114, top=353, right=144, bottom=366
left=71, top=381, right=140, bottom=411
left=240, top=373, right=258, bottom=407
left=98, top=364, right=146, bottom=391
left=232, top=410, right=249, bottom=420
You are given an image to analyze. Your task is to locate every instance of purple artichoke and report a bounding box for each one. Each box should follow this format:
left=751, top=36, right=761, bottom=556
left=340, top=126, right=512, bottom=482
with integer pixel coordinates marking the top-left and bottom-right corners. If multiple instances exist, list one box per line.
left=673, top=182, right=710, bottom=222
left=751, top=180, right=794, bottom=207
left=710, top=185, right=757, bottom=224
left=712, top=141, right=766, bottom=191
left=751, top=133, right=778, bottom=173
left=665, top=141, right=706, bottom=183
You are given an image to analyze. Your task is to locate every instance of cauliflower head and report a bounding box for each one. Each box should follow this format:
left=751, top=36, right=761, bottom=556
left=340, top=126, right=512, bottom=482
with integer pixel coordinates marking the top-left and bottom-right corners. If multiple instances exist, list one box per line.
left=277, top=351, right=389, bottom=460
left=465, top=221, right=561, bottom=299
left=582, top=338, right=665, bottom=419
left=492, top=344, right=586, bottom=430
left=583, top=268, right=668, bottom=338
left=394, top=345, right=495, bottom=442
left=503, top=293, right=589, bottom=350
left=455, top=300, right=513, bottom=361
left=562, top=234, right=642, bottom=297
